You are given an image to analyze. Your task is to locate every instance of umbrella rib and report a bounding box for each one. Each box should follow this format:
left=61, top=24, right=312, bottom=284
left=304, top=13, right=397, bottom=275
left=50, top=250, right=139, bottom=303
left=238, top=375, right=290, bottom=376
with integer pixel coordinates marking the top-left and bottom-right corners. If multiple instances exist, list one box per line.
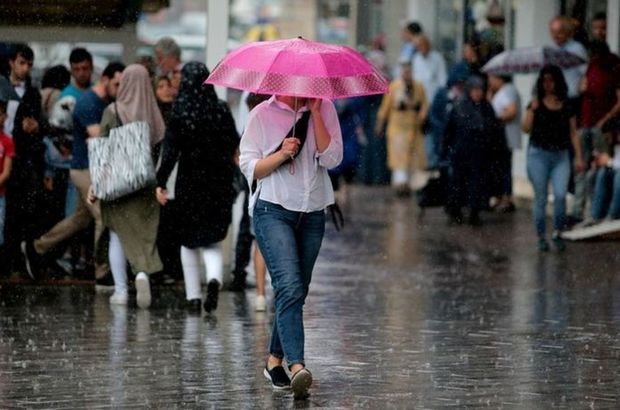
left=255, top=43, right=292, bottom=95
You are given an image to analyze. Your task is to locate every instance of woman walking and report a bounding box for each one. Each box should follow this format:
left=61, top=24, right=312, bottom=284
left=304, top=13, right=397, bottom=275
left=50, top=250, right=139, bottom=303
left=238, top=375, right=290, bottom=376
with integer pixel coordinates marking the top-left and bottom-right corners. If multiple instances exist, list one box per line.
left=522, top=65, right=584, bottom=251
left=239, top=95, right=342, bottom=399
left=442, top=75, right=504, bottom=226
left=156, top=62, right=238, bottom=314
left=94, top=64, right=166, bottom=308
left=375, top=63, right=428, bottom=197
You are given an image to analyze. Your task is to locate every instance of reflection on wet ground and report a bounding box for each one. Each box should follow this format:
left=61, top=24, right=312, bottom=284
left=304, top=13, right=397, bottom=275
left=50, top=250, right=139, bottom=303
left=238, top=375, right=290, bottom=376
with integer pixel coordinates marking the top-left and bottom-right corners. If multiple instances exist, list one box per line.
left=1, top=186, right=620, bottom=408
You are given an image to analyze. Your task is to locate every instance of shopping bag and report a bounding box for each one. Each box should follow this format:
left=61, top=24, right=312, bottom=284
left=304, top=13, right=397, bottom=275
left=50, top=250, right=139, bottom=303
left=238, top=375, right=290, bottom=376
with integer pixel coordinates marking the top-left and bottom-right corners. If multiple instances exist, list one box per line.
left=88, top=121, right=155, bottom=201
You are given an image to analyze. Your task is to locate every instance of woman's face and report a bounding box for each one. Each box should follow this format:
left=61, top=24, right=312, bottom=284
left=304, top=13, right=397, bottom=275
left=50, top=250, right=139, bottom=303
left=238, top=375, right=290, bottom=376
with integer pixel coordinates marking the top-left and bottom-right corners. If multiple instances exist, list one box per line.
left=156, top=79, right=174, bottom=103
left=542, top=73, right=555, bottom=95
left=469, top=87, right=484, bottom=103
left=401, top=67, right=412, bottom=83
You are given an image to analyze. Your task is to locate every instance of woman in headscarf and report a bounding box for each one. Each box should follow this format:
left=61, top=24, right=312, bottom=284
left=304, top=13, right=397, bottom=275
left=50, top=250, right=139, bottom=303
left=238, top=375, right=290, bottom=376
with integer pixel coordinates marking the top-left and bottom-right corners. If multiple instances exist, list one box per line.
left=375, top=62, right=428, bottom=197
left=95, top=64, right=166, bottom=308
left=441, top=75, right=504, bottom=226
left=156, top=62, right=238, bottom=314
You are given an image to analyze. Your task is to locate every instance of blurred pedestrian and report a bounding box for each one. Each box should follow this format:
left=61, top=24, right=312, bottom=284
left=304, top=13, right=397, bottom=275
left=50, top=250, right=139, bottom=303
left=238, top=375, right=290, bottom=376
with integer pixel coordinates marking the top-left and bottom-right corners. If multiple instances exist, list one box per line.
left=0, top=100, right=15, bottom=272
left=549, top=16, right=587, bottom=101
left=330, top=96, right=365, bottom=199
left=571, top=40, right=620, bottom=222
left=154, top=37, right=182, bottom=94
left=488, top=74, right=521, bottom=212
left=589, top=121, right=620, bottom=222
left=522, top=65, right=584, bottom=252
left=451, top=40, right=482, bottom=81
left=21, top=62, right=125, bottom=283
left=240, top=95, right=342, bottom=399
left=156, top=62, right=238, bottom=314
left=376, top=63, right=428, bottom=197
left=2, top=44, right=46, bottom=275
left=590, top=12, right=607, bottom=43
left=412, top=35, right=447, bottom=169
left=442, top=76, right=503, bottom=226
left=428, top=68, right=467, bottom=170
left=40, top=65, right=70, bottom=119
left=154, top=75, right=174, bottom=124
left=394, top=21, right=423, bottom=78
left=95, top=64, right=165, bottom=308
left=153, top=74, right=180, bottom=285
left=60, top=48, right=93, bottom=102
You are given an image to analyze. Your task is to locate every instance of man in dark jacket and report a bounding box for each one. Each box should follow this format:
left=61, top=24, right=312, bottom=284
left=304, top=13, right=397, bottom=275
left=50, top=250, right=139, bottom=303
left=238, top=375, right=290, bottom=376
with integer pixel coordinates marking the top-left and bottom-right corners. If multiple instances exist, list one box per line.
left=1, top=43, right=46, bottom=275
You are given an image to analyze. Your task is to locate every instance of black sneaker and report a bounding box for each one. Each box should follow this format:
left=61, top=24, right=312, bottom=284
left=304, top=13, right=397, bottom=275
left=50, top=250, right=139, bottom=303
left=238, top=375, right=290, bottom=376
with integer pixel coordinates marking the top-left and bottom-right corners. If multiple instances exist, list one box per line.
left=537, top=238, right=550, bottom=252
left=228, top=270, right=247, bottom=292
left=290, top=368, right=312, bottom=400
left=186, top=298, right=202, bottom=315
left=95, top=273, right=115, bottom=292
left=20, top=240, right=40, bottom=280
left=552, top=234, right=566, bottom=252
left=203, top=279, right=220, bottom=313
left=263, top=366, right=291, bottom=390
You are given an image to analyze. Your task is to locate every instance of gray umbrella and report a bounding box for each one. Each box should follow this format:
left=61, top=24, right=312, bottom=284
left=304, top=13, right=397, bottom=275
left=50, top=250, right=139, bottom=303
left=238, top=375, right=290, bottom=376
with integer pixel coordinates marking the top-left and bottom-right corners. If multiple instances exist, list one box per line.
left=482, top=46, right=586, bottom=75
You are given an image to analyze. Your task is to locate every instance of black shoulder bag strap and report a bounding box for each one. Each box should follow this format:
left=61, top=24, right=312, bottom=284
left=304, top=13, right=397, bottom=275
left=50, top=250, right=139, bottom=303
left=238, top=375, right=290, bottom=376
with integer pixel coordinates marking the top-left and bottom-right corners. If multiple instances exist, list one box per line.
left=113, top=103, right=123, bottom=126
left=275, top=111, right=312, bottom=165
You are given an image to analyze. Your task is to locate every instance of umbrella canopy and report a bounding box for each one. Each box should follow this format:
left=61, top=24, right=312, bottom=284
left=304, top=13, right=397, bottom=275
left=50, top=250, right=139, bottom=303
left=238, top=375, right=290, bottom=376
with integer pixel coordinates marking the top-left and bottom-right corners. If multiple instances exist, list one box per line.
left=205, top=37, right=388, bottom=99
left=482, top=46, right=586, bottom=75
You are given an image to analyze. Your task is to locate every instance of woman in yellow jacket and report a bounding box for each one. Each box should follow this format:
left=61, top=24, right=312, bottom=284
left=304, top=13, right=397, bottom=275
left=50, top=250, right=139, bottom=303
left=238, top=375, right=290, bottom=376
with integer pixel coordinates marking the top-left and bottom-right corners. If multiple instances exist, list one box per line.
left=375, top=63, right=428, bottom=196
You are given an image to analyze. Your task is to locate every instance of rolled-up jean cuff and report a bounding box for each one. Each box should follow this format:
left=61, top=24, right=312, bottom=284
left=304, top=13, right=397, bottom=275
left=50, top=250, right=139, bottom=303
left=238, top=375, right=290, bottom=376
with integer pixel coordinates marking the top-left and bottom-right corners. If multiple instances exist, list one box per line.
left=270, top=352, right=284, bottom=360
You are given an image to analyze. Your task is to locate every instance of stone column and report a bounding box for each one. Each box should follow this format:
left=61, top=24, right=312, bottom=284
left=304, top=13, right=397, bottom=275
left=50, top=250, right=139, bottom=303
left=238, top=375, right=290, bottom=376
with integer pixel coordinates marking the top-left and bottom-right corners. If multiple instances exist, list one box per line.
left=608, top=0, right=620, bottom=53
left=207, top=0, right=230, bottom=100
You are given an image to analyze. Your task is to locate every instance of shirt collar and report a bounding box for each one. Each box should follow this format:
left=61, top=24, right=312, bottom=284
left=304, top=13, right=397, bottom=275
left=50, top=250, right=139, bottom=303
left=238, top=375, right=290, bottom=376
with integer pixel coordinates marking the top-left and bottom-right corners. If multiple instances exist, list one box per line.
left=268, top=95, right=309, bottom=113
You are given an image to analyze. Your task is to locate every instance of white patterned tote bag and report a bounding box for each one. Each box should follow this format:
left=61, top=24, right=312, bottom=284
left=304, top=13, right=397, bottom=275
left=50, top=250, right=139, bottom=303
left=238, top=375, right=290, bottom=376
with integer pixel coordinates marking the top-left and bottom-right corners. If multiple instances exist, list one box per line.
left=88, top=118, right=155, bottom=201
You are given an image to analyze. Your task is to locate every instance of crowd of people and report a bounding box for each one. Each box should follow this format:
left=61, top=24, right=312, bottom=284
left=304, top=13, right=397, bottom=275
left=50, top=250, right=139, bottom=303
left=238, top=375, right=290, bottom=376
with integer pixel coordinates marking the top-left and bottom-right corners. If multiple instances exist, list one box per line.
left=0, top=13, right=618, bottom=291
left=0, top=9, right=618, bottom=401
left=0, top=39, right=244, bottom=312
left=376, top=14, right=620, bottom=251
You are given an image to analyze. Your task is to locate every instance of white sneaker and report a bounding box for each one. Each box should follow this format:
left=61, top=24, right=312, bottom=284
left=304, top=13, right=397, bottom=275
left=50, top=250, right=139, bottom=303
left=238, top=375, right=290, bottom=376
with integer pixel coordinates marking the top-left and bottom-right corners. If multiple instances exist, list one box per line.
left=135, top=272, right=151, bottom=309
left=109, top=292, right=128, bottom=305
left=255, top=294, right=267, bottom=312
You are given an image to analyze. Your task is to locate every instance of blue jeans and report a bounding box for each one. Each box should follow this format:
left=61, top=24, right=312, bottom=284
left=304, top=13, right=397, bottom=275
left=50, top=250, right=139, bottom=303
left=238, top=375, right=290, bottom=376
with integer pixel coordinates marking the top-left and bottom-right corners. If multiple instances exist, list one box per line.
left=0, top=196, right=5, bottom=246
left=425, top=132, right=440, bottom=170
left=253, top=199, right=325, bottom=367
left=591, top=168, right=620, bottom=220
left=527, top=146, right=571, bottom=237
left=573, top=128, right=602, bottom=218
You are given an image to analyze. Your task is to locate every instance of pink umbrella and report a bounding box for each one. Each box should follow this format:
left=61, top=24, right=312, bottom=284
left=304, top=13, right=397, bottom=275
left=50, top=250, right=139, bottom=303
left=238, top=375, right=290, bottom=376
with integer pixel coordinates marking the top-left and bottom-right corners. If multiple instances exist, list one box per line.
left=205, top=37, right=388, bottom=99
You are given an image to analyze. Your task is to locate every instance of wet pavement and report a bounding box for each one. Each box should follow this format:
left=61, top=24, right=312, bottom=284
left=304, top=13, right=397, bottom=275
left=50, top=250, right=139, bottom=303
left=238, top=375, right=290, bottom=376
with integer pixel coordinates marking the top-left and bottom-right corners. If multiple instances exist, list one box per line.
left=1, top=186, right=620, bottom=408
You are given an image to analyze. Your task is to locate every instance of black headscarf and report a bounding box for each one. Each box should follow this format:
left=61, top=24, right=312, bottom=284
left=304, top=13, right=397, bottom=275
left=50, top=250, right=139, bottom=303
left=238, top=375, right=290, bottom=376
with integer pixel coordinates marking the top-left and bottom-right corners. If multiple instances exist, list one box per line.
left=172, top=62, right=236, bottom=145
left=157, top=62, right=239, bottom=188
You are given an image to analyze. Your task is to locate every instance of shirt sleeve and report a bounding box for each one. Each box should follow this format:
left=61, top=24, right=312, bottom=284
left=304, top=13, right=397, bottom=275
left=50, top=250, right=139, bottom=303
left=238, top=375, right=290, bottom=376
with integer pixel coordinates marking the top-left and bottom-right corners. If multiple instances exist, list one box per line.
left=239, top=109, right=264, bottom=185
left=4, top=136, right=15, bottom=158
left=315, top=99, right=343, bottom=169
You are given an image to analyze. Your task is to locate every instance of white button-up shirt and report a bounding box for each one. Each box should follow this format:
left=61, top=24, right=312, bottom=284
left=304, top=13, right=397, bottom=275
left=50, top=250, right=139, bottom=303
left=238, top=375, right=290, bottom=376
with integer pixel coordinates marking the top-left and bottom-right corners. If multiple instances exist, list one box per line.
left=412, top=50, right=447, bottom=103
left=240, top=95, right=343, bottom=214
